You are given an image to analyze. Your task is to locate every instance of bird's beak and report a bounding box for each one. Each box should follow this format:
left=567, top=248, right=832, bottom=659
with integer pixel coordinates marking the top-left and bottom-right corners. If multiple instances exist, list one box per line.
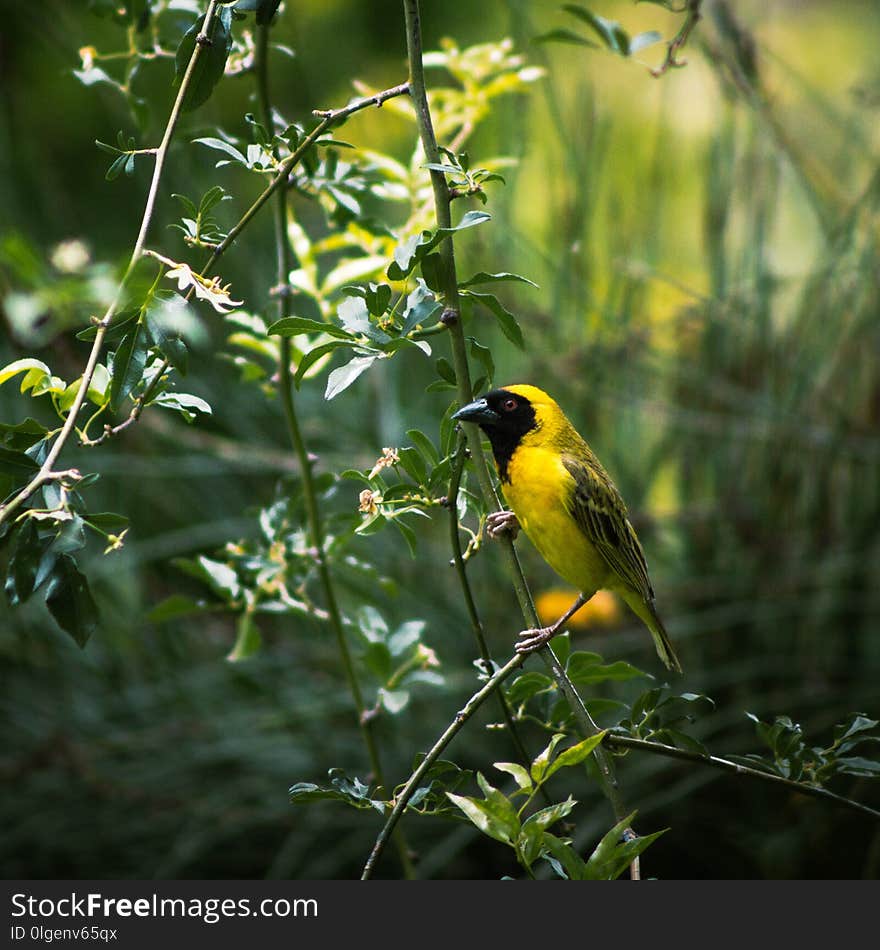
left=452, top=397, right=500, bottom=426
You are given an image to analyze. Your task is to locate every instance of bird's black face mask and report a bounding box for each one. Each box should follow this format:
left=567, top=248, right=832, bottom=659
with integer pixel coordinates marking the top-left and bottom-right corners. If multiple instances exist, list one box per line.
left=453, top=388, right=538, bottom=480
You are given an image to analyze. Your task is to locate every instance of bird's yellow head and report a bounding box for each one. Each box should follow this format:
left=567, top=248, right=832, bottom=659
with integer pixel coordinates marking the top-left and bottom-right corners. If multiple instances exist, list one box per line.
left=452, top=384, right=578, bottom=477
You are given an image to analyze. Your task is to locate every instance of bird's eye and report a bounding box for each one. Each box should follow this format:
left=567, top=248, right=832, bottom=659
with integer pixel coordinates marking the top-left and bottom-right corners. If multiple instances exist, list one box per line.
left=502, top=397, right=518, bottom=412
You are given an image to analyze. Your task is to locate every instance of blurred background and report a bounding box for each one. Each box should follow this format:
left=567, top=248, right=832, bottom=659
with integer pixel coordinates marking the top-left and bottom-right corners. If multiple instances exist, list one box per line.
left=1, top=0, right=879, bottom=879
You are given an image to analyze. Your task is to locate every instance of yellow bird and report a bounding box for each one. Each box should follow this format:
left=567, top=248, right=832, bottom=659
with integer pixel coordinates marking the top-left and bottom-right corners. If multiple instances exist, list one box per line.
left=453, top=384, right=682, bottom=672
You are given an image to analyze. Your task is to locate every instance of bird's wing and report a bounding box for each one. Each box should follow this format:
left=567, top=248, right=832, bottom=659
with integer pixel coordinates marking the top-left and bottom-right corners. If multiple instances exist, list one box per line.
left=561, top=454, right=654, bottom=601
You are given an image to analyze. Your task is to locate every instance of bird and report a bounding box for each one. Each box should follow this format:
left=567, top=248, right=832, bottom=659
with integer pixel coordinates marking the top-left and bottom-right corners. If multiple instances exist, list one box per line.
left=452, top=384, right=682, bottom=672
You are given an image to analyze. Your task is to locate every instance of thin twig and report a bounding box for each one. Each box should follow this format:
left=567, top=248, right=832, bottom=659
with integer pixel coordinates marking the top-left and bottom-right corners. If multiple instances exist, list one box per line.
left=0, top=0, right=222, bottom=528
left=603, top=734, right=880, bottom=822
left=197, top=81, right=410, bottom=282
left=362, top=652, right=526, bottom=879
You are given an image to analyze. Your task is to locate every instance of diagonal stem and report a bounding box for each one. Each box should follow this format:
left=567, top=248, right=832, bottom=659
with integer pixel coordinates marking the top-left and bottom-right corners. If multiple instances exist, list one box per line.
left=362, top=652, right=526, bottom=879
left=603, top=734, right=880, bottom=822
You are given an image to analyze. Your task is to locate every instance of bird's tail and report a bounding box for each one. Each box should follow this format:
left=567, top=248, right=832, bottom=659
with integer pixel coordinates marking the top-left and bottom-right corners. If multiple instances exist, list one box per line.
left=622, top=592, right=683, bottom=674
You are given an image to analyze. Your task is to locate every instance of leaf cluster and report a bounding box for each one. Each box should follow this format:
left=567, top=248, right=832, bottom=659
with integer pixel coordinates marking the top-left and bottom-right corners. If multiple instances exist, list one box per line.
left=447, top=732, right=666, bottom=878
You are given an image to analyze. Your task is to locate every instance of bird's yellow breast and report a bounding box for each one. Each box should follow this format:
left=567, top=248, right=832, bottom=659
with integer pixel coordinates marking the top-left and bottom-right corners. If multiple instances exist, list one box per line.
left=502, top=443, right=612, bottom=596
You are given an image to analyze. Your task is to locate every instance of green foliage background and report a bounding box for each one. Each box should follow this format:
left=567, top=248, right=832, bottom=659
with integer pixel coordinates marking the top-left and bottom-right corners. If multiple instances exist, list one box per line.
left=1, top=0, right=879, bottom=879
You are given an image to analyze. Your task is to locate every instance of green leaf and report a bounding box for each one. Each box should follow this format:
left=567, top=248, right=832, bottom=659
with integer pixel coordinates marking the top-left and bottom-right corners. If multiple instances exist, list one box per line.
left=468, top=337, right=495, bottom=385
left=151, top=331, right=188, bottom=376
left=145, top=294, right=192, bottom=375
left=631, top=686, right=664, bottom=724
left=530, top=733, right=567, bottom=784
left=95, top=138, right=124, bottom=157
left=493, top=761, right=533, bottom=792
left=147, top=593, right=211, bottom=622
left=0, top=446, right=40, bottom=477
left=83, top=512, right=130, bottom=534
left=325, top=355, right=378, bottom=400
left=110, top=322, right=150, bottom=411
left=337, top=297, right=390, bottom=343
left=419, top=253, right=444, bottom=293
left=396, top=446, right=427, bottom=485
left=362, top=641, right=393, bottom=681
left=378, top=687, right=410, bottom=714
left=184, top=554, right=240, bottom=601
left=465, top=291, right=525, bottom=349
left=833, top=714, right=879, bottom=748
left=0, top=418, right=48, bottom=453
left=834, top=756, right=880, bottom=777
left=227, top=611, right=261, bottom=661
left=387, top=212, right=491, bottom=280
left=447, top=786, right=520, bottom=845
left=363, top=282, right=393, bottom=317
left=256, top=0, right=282, bottom=26
left=506, top=671, right=554, bottom=705
left=268, top=317, right=354, bottom=339
left=516, top=821, right=546, bottom=870
left=44, top=554, right=99, bottom=647
left=356, top=605, right=389, bottom=642
left=4, top=519, right=48, bottom=605
left=533, top=27, right=599, bottom=48
left=434, top=357, right=457, bottom=385
left=150, top=391, right=212, bottom=422
left=402, top=280, right=441, bottom=334
left=50, top=514, right=87, bottom=556
left=193, top=136, right=247, bottom=165
left=174, top=6, right=234, bottom=113
left=76, top=308, right=139, bottom=343
left=0, top=358, right=52, bottom=392
left=660, top=728, right=709, bottom=756
left=289, top=769, right=386, bottom=814
left=104, top=154, right=129, bottom=182
left=446, top=209, right=491, bottom=232
left=566, top=653, right=645, bottom=684
left=541, top=833, right=590, bottom=880
left=392, top=517, right=418, bottom=558
left=406, top=428, right=440, bottom=467
left=629, top=31, right=663, bottom=54
left=584, top=812, right=667, bottom=880
left=294, top=340, right=359, bottom=385
left=522, top=797, right=577, bottom=833
left=543, top=732, right=606, bottom=783
left=459, top=271, right=538, bottom=289
left=388, top=619, right=425, bottom=656
left=562, top=4, right=631, bottom=55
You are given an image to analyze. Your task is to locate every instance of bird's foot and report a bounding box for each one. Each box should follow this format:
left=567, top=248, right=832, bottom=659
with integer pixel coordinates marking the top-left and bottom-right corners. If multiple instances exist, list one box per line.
left=515, top=624, right=559, bottom=654
left=486, top=509, right=520, bottom=541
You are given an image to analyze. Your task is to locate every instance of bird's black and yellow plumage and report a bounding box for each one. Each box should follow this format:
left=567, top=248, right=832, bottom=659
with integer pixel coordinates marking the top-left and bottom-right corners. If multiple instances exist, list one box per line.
left=453, top=384, right=682, bottom=672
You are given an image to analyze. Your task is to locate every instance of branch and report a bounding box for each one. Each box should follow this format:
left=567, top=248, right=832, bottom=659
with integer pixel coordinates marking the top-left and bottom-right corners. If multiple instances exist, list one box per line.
left=197, top=81, right=410, bottom=283
left=0, top=0, right=223, bottom=529
left=362, top=652, right=526, bottom=879
left=604, top=734, right=880, bottom=821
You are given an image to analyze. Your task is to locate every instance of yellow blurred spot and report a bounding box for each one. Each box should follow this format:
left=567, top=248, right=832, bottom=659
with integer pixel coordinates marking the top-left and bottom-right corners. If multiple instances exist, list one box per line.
left=535, top=588, right=621, bottom=630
